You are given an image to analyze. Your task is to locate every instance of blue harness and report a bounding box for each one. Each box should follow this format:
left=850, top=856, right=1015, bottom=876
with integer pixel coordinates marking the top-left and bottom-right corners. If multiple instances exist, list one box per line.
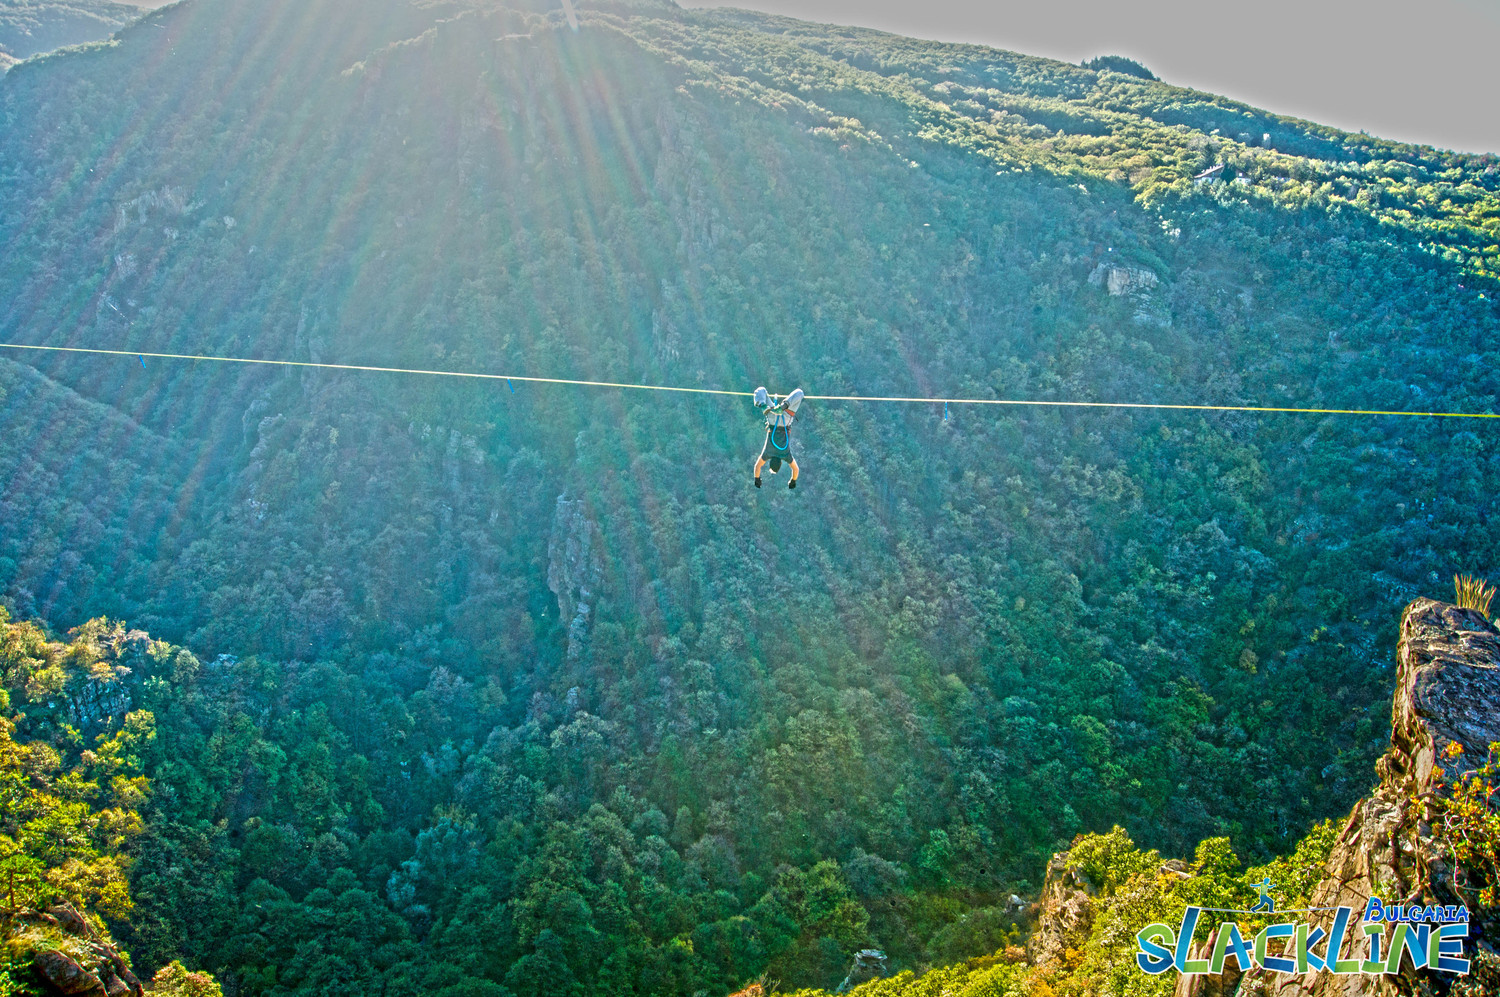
left=767, top=406, right=793, bottom=454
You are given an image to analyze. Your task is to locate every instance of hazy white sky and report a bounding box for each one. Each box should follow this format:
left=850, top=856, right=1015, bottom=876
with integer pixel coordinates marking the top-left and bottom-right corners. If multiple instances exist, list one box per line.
left=684, top=0, right=1500, bottom=155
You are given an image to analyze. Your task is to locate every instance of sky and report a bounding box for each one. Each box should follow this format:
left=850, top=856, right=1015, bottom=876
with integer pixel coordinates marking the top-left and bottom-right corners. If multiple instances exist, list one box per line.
left=684, top=0, right=1500, bottom=155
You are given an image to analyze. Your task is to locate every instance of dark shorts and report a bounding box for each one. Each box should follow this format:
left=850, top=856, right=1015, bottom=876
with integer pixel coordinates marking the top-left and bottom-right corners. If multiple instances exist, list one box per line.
left=760, top=427, right=795, bottom=466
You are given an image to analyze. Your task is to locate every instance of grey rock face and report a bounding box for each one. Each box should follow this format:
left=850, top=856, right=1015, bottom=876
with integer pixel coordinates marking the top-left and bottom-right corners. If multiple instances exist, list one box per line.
left=547, top=493, right=603, bottom=661
left=1380, top=601, right=1500, bottom=805
left=63, top=675, right=131, bottom=734
left=1026, top=852, right=1096, bottom=972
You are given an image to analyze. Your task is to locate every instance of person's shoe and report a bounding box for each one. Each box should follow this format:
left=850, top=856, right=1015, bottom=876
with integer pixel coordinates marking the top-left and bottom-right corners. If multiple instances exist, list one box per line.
left=788, top=478, right=796, bottom=489
left=754, top=477, right=762, bottom=488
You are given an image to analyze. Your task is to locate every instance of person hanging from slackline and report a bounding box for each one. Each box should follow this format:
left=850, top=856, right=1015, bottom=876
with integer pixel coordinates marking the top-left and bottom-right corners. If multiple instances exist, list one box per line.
left=753, top=386, right=803, bottom=489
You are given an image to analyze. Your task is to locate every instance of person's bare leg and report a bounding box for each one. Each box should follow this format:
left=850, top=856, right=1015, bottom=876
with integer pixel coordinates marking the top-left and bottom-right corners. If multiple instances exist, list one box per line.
left=788, top=459, right=798, bottom=488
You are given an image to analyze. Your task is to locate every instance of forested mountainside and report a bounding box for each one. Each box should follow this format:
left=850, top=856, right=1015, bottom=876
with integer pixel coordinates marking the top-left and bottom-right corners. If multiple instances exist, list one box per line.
left=0, top=0, right=142, bottom=68
left=0, top=0, right=1498, bottom=993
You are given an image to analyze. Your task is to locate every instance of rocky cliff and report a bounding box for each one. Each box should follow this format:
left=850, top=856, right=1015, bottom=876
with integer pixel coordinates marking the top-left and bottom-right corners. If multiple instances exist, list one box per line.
left=8, top=904, right=144, bottom=997
left=1031, top=599, right=1500, bottom=997
left=1249, top=599, right=1500, bottom=996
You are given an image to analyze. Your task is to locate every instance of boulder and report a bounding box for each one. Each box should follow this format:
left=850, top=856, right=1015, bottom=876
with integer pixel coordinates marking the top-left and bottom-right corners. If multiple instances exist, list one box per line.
left=33, top=950, right=105, bottom=996
left=46, top=904, right=90, bottom=937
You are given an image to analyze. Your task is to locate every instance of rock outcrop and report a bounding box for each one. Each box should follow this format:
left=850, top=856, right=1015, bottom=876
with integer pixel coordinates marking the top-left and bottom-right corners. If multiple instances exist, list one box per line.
left=837, top=949, right=888, bottom=992
left=1247, top=599, right=1500, bottom=996
left=59, top=624, right=150, bottom=734
left=14, top=904, right=144, bottom=997
left=1089, top=262, right=1160, bottom=297
left=34, top=950, right=102, bottom=996
left=1026, top=852, right=1096, bottom=972
left=1088, top=261, right=1170, bottom=326
left=63, top=671, right=132, bottom=735
left=547, top=493, right=604, bottom=661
